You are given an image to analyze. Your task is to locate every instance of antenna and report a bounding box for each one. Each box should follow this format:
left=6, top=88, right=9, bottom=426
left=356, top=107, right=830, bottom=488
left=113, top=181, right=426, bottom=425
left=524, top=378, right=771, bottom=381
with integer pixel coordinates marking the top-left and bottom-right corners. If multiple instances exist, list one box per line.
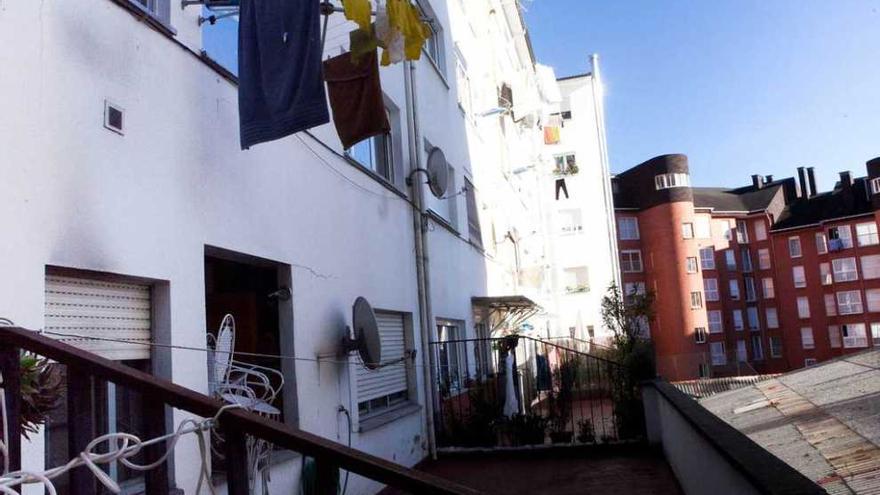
left=425, top=147, right=449, bottom=199
left=341, top=297, right=382, bottom=370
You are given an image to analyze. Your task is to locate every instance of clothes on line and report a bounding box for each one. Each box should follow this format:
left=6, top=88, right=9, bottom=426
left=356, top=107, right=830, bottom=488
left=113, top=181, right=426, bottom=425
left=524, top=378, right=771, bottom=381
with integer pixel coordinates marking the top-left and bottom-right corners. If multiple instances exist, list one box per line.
left=342, top=0, right=372, bottom=32
left=555, top=178, right=569, bottom=200
left=323, top=50, right=390, bottom=150
left=543, top=125, right=560, bottom=145
left=238, top=0, right=330, bottom=149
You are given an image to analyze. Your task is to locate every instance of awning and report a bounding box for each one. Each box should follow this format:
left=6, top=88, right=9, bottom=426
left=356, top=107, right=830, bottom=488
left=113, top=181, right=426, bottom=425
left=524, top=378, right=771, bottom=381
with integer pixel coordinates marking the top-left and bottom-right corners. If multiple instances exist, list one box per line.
left=472, top=296, right=541, bottom=334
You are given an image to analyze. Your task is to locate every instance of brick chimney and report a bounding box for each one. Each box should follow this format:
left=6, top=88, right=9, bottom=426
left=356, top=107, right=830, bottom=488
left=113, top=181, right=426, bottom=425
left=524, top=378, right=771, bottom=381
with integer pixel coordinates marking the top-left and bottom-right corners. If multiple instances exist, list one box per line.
left=764, top=174, right=774, bottom=183
left=797, top=167, right=811, bottom=198
left=751, top=174, right=764, bottom=189
left=840, top=171, right=854, bottom=209
left=807, top=167, right=817, bottom=197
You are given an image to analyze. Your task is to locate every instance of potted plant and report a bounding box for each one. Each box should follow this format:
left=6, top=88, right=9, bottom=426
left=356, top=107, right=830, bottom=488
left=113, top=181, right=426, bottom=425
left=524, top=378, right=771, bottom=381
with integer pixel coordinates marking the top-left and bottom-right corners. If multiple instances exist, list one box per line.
left=502, top=412, right=547, bottom=446
left=19, top=352, right=64, bottom=438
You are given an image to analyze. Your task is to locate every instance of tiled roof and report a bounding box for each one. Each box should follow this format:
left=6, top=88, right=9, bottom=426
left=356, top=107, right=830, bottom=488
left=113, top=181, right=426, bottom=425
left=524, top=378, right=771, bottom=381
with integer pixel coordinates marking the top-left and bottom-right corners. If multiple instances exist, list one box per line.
left=672, top=374, right=782, bottom=399
left=700, top=350, right=880, bottom=494
left=692, top=184, right=783, bottom=213
left=773, top=178, right=874, bottom=230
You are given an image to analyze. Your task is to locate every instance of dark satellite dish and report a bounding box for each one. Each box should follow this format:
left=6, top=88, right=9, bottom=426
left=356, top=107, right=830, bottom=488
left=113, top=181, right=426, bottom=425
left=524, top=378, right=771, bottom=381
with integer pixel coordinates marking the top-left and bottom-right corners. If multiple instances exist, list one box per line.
left=342, top=297, right=382, bottom=370
left=426, top=147, right=449, bottom=199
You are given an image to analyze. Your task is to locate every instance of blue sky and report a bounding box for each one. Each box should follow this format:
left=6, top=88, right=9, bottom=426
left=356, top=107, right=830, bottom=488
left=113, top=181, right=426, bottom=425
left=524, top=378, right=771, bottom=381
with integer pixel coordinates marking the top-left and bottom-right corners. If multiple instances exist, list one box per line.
left=524, top=0, right=880, bottom=189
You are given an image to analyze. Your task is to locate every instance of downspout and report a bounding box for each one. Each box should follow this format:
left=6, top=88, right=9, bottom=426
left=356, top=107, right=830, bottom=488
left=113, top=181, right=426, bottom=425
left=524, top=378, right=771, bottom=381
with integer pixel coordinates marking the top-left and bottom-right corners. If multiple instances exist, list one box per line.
left=590, top=54, right=621, bottom=289
left=404, top=59, right=438, bottom=459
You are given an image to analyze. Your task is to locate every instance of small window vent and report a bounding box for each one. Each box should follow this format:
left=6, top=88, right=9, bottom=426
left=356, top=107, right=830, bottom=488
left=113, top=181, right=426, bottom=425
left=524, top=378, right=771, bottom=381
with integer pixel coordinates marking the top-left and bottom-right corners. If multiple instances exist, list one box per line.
left=104, top=100, right=124, bottom=135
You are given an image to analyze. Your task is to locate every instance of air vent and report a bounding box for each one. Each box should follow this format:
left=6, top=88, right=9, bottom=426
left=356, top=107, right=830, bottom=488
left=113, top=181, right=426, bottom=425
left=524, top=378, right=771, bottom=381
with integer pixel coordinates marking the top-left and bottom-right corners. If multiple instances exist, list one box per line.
left=104, top=100, right=124, bottom=135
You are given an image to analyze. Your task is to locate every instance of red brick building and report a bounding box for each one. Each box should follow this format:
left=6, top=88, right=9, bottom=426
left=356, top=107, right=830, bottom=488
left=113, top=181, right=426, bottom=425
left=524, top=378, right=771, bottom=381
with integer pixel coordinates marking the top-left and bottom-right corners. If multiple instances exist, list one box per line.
left=613, top=154, right=880, bottom=380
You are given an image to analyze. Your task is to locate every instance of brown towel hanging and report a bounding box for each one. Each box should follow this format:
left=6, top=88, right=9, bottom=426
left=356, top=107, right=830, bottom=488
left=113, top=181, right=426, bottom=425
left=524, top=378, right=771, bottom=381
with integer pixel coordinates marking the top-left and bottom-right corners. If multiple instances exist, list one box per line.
left=323, top=50, right=390, bottom=150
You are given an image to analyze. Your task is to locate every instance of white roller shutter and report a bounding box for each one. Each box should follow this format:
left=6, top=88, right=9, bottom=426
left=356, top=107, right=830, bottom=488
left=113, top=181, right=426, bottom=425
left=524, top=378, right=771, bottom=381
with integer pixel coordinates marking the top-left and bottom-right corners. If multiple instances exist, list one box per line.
left=356, top=311, right=408, bottom=403
left=44, top=275, right=152, bottom=361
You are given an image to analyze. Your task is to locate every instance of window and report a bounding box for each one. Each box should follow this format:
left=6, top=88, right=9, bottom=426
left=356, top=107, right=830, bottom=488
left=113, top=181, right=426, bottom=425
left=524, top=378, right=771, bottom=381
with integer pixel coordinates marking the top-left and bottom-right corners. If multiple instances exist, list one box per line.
left=725, top=250, right=737, bottom=270
left=733, top=310, right=744, bottom=331
left=770, top=336, right=783, bottom=358
left=359, top=312, right=413, bottom=417
left=797, top=296, right=811, bottom=319
left=559, top=208, right=584, bottom=234
left=751, top=335, right=764, bottom=360
left=436, top=321, right=467, bottom=395
left=422, top=12, right=444, bottom=73
left=695, top=327, right=707, bottom=344
left=820, top=262, right=833, bottom=285
left=717, top=219, right=733, bottom=240
left=654, top=172, right=690, bottom=190
left=828, top=225, right=853, bottom=250
left=620, top=250, right=643, bottom=272
left=804, top=358, right=817, bottom=367
left=762, top=277, right=775, bottom=299
left=686, top=257, right=699, bottom=273
left=704, top=278, right=719, bottom=301
left=618, top=217, right=640, bottom=240
left=710, top=342, right=726, bottom=366
left=699, top=363, right=710, bottom=378
left=682, top=222, right=695, bottom=239
left=832, top=257, right=858, bottom=282
left=744, top=277, right=757, bottom=301
left=695, top=216, right=711, bottom=239
left=843, top=324, right=869, bottom=348
left=690, top=291, right=703, bottom=309
left=872, top=323, right=880, bottom=345
left=757, top=248, right=771, bottom=270
left=553, top=153, right=577, bottom=175
left=872, top=177, right=880, bottom=195
left=828, top=325, right=842, bottom=349
left=736, top=340, right=747, bottom=362
left=789, top=236, right=802, bottom=258
left=862, top=255, right=880, bottom=279
left=816, top=232, right=828, bottom=254
left=132, top=0, right=169, bottom=23
left=754, top=219, right=767, bottom=241
left=454, top=51, right=473, bottom=116
left=346, top=125, right=393, bottom=181
left=741, top=248, right=753, bottom=272
left=825, top=293, right=838, bottom=316
left=747, top=306, right=760, bottom=330
left=465, top=178, right=482, bottom=246
left=837, top=290, right=863, bottom=315
left=624, top=282, right=647, bottom=303
left=868, top=289, right=880, bottom=312
left=856, top=222, right=879, bottom=246
left=765, top=307, right=779, bottom=328
left=801, top=327, right=815, bottom=349
left=563, top=267, right=590, bottom=293
left=700, top=248, right=716, bottom=270
left=708, top=310, right=724, bottom=333
left=792, top=266, right=806, bottom=288
left=728, top=279, right=740, bottom=300
left=736, top=220, right=749, bottom=244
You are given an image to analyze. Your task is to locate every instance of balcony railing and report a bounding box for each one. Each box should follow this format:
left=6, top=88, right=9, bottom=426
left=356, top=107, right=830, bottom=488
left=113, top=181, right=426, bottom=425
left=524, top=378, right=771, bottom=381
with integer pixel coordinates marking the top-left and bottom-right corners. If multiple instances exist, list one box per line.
left=430, top=335, right=642, bottom=449
left=0, top=326, right=478, bottom=495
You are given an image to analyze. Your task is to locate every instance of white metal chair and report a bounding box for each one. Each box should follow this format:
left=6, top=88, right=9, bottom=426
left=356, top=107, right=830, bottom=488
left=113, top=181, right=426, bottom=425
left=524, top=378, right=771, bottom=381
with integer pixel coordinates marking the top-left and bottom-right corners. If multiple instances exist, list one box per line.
left=207, top=314, right=284, bottom=494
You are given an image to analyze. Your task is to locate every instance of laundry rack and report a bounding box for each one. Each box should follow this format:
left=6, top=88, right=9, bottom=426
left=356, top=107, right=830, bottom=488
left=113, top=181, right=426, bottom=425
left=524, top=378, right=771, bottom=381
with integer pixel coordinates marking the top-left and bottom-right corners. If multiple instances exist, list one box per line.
left=180, top=0, right=354, bottom=27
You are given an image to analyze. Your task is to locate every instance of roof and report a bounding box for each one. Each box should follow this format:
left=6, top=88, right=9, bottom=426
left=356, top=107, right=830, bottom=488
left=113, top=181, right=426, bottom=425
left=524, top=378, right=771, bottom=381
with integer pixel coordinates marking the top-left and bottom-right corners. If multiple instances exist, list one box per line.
left=700, top=350, right=880, bottom=494
left=672, top=374, right=782, bottom=399
left=556, top=72, right=592, bottom=82
left=692, top=183, right=783, bottom=213
left=773, top=177, right=874, bottom=230
left=471, top=295, right=538, bottom=310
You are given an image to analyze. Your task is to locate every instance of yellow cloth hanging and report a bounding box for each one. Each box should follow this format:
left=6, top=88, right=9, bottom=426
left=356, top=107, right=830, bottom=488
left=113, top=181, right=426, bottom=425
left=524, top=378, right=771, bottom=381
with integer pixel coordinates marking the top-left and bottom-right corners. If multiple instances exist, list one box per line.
left=399, top=0, right=429, bottom=61
left=343, top=0, right=372, bottom=33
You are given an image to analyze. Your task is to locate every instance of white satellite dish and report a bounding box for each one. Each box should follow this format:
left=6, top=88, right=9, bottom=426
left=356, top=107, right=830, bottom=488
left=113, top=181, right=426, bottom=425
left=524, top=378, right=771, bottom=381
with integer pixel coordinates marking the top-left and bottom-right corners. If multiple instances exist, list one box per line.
left=426, top=147, right=449, bottom=199
left=342, top=297, right=382, bottom=370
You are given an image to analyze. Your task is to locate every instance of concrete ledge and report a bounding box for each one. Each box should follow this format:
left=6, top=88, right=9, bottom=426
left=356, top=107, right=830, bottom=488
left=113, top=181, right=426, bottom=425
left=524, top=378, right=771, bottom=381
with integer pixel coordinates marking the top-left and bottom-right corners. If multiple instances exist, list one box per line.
left=644, top=380, right=823, bottom=495
left=359, top=403, right=422, bottom=433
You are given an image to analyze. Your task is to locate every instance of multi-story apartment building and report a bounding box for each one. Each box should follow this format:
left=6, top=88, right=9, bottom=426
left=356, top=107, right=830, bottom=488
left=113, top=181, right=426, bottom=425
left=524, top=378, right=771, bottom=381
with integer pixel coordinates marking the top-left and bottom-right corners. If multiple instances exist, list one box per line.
left=614, top=154, right=880, bottom=381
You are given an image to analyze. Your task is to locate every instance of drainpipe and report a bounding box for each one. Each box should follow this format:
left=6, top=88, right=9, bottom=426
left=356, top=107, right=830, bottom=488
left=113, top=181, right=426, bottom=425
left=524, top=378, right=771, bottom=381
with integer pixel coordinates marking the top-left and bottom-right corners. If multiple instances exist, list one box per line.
left=404, top=59, right=439, bottom=459
left=590, top=54, right=621, bottom=289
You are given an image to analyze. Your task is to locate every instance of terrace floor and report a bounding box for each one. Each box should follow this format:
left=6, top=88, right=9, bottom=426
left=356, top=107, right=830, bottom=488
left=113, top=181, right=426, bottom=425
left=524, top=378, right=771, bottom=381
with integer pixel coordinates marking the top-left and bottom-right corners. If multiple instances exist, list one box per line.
left=381, top=447, right=683, bottom=495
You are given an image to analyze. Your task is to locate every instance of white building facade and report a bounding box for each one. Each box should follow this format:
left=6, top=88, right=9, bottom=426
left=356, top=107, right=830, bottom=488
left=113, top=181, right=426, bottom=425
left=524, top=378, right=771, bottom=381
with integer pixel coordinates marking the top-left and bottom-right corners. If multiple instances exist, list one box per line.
left=0, top=1, right=610, bottom=494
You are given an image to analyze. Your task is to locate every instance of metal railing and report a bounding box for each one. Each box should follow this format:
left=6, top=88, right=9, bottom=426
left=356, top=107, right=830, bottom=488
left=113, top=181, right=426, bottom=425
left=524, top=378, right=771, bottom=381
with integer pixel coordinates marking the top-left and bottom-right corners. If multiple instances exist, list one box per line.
left=429, top=335, right=643, bottom=449
left=0, top=326, right=478, bottom=495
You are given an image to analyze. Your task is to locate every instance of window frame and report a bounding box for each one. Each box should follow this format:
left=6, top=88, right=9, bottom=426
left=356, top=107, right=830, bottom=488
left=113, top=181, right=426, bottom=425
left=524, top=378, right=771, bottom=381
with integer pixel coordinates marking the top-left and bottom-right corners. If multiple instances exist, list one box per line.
left=800, top=327, right=815, bottom=349
left=709, top=342, right=726, bottom=366
left=617, top=217, right=640, bottom=240
left=837, top=290, right=864, bottom=315
left=700, top=247, right=716, bottom=270
left=620, top=250, right=644, bottom=273
left=792, top=265, right=807, bottom=288
left=708, top=310, right=724, bottom=333
left=751, top=335, right=764, bottom=360
left=733, top=309, right=744, bottom=331
left=769, top=336, right=783, bottom=358
left=842, top=323, right=868, bottom=348
left=753, top=219, right=767, bottom=241
left=682, top=222, right=695, bottom=240
left=686, top=256, right=699, bottom=274
left=690, top=291, right=703, bottom=309
left=694, top=327, right=707, bottom=344
left=856, top=222, right=879, bottom=247
left=757, top=248, right=771, bottom=270
left=464, top=177, right=482, bottom=246
left=797, top=296, right=811, bottom=319
left=762, top=277, right=775, bottom=299
left=725, top=250, right=737, bottom=270
left=704, top=278, right=720, bottom=301
left=788, top=236, right=802, bottom=258
left=832, top=257, right=859, bottom=283
left=765, top=307, right=779, bottom=328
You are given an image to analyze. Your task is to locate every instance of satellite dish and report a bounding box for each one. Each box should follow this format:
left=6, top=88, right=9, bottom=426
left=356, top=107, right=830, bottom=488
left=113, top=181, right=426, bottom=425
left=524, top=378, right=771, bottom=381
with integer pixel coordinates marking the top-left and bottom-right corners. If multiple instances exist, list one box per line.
left=342, top=297, right=382, bottom=370
left=426, top=147, right=449, bottom=199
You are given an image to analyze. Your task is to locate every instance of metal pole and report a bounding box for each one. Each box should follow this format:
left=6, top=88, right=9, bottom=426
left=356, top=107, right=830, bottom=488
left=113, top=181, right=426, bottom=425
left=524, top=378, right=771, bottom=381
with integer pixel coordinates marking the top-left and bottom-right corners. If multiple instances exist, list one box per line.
left=405, top=59, right=439, bottom=459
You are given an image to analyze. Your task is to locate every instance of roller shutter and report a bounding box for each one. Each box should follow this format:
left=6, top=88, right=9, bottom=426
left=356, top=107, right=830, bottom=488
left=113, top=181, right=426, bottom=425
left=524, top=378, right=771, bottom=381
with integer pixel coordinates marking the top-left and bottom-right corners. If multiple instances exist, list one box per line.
left=356, top=311, right=408, bottom=403
left=44, top=274, right=152, bottom=361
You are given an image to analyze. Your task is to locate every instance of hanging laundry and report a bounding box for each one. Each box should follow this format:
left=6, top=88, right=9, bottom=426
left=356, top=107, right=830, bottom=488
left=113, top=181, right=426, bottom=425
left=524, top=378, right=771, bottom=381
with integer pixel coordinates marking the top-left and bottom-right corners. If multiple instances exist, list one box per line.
left=323, top=50, right=390, bottom=150
left=349, top=23, right=379, bottom=61
left=376, top=0, right=404, bottom=66
left=543, top=125, right=560, bottom=145
left=238, top=0, right=329, bottom=149
left=555, top=178, right=569, bottom=200
left=342, top=0, right=372, bottom=32
left=375, top=0, right=430, bottom=66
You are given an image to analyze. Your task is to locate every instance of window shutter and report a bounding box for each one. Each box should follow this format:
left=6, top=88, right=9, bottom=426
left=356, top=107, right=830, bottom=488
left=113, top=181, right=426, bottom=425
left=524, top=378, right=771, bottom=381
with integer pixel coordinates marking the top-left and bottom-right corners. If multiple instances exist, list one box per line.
left=356, top=312, right=408, bottom=403
left=44, top=275, right=152, bottom=360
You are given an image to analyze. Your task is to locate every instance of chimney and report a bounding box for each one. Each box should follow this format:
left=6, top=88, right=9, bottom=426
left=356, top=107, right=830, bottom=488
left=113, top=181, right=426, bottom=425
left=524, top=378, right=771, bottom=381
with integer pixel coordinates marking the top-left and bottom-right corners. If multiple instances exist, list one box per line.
left=840, top=171, right=853, bottom=188
left=867, top=158, right=880, bottom=208
left=751, top=174, right=764, bottom=189
left=764, top=174, right=774, bottom=183
left=807, top=167, right=817, bottom=197
left=797, top=167, right=811, bottom=198
left=840, top=171, right=854, bottom=209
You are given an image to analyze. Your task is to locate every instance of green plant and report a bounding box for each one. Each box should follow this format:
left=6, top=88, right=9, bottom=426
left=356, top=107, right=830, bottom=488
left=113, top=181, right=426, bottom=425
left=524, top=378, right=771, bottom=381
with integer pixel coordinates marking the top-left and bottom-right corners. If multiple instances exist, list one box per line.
left=576, top=418, right=595, bottom=444
left=546, top=360, right=578, bottom=434
left=19, top=353, right=64, bottom=439
left=504, top=413, right=546, bottom=446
